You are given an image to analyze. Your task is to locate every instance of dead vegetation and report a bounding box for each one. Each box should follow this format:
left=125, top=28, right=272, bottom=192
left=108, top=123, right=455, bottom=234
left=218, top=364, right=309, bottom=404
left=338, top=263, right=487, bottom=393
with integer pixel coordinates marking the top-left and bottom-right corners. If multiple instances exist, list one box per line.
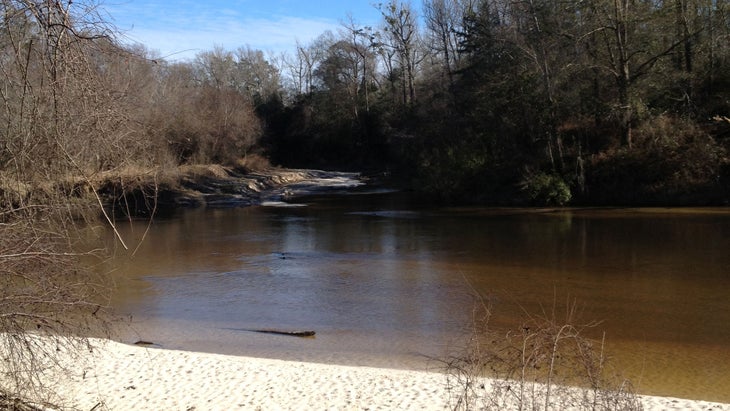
left=0, top=0, right=137, bottom=406
left=442, top=293, right=642, bottom=411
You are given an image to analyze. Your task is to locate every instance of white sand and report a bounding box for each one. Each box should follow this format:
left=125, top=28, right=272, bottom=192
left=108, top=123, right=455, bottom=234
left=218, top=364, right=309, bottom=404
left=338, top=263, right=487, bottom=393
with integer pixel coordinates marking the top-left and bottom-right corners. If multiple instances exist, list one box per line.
left=4, top=338, right=729, bottom=411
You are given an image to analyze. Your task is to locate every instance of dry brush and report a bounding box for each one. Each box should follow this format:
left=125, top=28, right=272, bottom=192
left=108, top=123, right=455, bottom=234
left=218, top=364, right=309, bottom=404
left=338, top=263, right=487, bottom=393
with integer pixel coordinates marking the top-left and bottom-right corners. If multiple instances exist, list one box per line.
left=443, top=294, right=642, bottom=411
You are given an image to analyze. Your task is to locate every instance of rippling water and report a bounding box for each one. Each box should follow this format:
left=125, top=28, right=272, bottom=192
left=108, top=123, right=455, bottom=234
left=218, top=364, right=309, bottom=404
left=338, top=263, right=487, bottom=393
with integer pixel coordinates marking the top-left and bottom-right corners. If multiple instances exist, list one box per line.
left=104, top=189, right=730, bottom=402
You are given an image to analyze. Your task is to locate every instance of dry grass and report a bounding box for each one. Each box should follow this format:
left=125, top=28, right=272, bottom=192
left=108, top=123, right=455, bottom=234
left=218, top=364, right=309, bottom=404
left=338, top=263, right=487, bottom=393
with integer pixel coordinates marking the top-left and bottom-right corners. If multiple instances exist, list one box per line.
left=236, top=154, right=272, bottom=172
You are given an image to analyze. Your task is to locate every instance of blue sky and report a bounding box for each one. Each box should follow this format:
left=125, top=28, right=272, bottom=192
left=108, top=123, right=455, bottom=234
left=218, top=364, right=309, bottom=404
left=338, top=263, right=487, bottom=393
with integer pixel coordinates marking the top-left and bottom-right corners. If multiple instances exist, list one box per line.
left=104, top=0, right=384, bottom=61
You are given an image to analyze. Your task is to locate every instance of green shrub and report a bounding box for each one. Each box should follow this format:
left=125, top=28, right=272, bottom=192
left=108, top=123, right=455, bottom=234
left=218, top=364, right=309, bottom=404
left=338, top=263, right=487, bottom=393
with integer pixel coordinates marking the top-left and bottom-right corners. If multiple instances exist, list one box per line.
left=521, top=172, right=572, bottom=206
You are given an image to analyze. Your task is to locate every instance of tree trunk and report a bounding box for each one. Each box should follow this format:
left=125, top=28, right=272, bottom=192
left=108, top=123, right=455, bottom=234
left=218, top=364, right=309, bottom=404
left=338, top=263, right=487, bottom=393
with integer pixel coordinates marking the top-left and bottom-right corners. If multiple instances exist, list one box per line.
left=615, top=0, right=633, bottom=148
left=618, top=79, right=633, bottom=149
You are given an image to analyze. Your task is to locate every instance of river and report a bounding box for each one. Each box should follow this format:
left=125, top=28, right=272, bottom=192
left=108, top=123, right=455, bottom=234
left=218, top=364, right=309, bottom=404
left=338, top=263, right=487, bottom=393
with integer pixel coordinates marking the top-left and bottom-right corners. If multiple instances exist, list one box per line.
left=103, top=173, right=730, bottom=403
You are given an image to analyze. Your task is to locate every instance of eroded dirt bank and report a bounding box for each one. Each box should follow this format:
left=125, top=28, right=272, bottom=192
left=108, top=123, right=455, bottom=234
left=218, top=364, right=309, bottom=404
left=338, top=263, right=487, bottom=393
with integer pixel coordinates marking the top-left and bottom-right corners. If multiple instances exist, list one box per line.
left=98, top=165, right=364, bottom=216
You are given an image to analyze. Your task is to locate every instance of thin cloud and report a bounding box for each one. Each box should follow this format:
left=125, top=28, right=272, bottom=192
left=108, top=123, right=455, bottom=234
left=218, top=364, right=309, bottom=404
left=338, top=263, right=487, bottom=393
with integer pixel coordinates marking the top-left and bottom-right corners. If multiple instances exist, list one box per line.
left=110, top=4, right=341, bottom=60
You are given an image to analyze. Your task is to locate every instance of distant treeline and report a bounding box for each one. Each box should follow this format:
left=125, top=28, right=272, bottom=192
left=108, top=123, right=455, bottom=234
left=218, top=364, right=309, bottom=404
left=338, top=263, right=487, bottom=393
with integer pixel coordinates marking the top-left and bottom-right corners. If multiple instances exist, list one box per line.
left=262, top=0, right=730, bottom=206
left=2, top=0, right=729, bottom=207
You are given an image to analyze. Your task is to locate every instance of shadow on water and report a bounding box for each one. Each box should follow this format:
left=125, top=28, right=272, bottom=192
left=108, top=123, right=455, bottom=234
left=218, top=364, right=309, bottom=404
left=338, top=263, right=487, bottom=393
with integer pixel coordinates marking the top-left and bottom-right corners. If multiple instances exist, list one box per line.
left=103, top=190, right=730, bottom=402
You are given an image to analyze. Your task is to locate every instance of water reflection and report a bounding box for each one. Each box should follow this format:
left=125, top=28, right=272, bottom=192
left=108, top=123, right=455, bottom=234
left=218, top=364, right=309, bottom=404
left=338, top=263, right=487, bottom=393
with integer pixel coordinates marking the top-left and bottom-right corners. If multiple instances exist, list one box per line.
left=105, top=198, right=730, bottom=402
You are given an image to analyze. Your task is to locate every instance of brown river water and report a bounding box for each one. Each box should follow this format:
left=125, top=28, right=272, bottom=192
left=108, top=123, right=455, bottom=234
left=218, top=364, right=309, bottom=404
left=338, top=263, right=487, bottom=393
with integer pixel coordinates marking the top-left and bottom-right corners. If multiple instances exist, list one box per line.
left=102, top=187, right=730, bottom=403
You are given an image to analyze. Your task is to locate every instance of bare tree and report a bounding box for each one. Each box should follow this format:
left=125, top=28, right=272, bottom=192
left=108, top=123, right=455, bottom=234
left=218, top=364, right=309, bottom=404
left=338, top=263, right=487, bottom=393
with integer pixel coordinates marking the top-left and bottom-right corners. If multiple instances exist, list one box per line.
left=423, top=0, right=464, bottom=86
left=233, top=46, right=282, bottom=104
left=580, top=0, right=702, bottom=148
left=288, top=40, right=317, bottom=95
left=316, top=39, right=364, bottom=118
left=195, top=45, right=237, bottom=89
left=380, top=0, right=422, bottom=106
left=341, top=16, right=379, bottom=114
left=124, top=45, right=268, bottom=167
left=281, top=33, right=335, bottom=96
left=0, top=0, right=153, bottom=405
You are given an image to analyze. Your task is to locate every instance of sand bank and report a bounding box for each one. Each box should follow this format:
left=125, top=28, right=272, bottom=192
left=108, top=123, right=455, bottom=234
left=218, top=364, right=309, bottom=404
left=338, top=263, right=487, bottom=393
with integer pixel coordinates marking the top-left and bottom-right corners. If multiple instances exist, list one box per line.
left=4, top=338, right=729, bottom=410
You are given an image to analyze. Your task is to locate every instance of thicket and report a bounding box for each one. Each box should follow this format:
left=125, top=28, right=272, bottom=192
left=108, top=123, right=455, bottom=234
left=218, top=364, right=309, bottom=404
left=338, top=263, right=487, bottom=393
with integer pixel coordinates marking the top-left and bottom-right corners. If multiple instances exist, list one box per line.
left=0, top=0, right=121, bottom=405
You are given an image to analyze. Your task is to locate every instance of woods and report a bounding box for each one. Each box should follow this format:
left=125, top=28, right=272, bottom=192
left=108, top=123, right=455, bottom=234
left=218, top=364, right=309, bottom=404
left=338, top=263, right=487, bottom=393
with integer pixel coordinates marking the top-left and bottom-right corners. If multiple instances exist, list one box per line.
left=2, top=1, right=727, bottom=208
left=0, top=0, right=719, bottom=207
left=268, top=0, right=730, bottom=205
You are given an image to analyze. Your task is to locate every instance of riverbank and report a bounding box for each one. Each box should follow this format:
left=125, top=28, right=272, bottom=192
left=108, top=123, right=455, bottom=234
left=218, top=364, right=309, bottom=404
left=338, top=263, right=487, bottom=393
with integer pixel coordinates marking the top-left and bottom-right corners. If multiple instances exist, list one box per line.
left=97, top=163, right=365, bottom=215
left=7, top=337, right=728, bottom=411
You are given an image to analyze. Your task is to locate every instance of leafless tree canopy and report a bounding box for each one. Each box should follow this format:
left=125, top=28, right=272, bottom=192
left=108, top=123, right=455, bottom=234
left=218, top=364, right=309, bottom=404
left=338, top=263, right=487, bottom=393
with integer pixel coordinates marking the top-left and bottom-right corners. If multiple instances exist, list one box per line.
left=0, top=0, right=153, bottom=404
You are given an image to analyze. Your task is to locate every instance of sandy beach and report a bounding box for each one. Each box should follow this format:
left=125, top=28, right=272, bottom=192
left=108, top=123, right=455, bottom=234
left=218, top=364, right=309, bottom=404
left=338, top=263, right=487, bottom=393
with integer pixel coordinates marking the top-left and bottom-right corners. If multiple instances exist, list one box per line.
left=3, top=337, right=728, bottom=411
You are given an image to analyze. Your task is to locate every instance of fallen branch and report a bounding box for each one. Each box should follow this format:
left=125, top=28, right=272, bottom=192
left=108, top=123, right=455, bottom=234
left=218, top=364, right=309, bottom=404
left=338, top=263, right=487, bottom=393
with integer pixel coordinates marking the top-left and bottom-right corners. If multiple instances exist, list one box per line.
left=227, top=328, right=316, bottom=338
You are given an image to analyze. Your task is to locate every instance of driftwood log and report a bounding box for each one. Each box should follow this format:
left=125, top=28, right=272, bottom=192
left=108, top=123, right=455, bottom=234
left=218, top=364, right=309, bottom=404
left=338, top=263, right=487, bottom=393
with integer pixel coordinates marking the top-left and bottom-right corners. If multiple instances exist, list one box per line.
left=228, top=328, right=316, bottom=338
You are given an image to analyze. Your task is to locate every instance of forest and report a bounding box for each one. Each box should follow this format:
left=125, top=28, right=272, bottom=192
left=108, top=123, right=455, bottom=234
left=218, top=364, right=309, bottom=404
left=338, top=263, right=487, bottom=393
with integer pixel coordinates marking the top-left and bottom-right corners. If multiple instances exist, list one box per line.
left=266, top=0, right=730, bottom=206
left=2, top=0, right=729, bottom=208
